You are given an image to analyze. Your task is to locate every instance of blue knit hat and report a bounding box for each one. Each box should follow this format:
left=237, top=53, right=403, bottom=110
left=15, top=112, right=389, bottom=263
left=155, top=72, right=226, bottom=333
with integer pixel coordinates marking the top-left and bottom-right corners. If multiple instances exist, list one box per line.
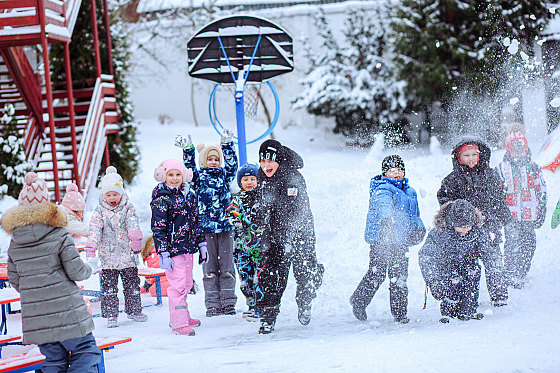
left=237, top=163, right=259, bottom=188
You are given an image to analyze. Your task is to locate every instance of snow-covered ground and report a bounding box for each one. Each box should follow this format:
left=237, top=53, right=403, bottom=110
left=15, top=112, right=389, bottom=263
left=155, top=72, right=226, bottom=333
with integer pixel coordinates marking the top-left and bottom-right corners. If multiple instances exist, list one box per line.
left=1, top=118, right=560, bottom=372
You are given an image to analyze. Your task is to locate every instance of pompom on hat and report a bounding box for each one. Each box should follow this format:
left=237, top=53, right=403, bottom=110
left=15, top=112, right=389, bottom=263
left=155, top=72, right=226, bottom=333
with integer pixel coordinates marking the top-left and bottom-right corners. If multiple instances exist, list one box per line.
left=18, top=172, right=49, bottom=206
left=61, top=183, right=86, bottom=211
left=197, top=143, right=223, bottom=168
left=100, top=166, right=124, bottom=196
left=154, top=159, right=193, bottom=184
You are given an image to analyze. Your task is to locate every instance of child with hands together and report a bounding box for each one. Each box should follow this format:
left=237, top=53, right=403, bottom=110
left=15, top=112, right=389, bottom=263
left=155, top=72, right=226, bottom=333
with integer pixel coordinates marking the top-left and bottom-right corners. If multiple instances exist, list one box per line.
left=86, top=166, right=146, bottom=328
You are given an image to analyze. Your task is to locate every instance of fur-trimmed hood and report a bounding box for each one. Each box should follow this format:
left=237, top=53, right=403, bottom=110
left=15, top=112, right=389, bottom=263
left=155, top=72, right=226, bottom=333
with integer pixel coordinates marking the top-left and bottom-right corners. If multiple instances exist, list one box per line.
left=1, top=202, right=67, bottom=237
left=433, top=201, right=484, bottom=232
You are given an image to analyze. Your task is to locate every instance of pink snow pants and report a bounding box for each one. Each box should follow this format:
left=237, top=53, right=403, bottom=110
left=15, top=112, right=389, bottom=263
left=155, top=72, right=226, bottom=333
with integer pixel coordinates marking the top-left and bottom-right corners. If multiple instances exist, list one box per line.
left=166, top=254, right=194, bottom=330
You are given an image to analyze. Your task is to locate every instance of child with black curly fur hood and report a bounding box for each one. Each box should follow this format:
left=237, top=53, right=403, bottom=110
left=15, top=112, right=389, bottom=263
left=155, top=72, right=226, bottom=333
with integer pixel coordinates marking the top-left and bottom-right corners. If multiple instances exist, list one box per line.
left=419, top=199, right=507, bottom=323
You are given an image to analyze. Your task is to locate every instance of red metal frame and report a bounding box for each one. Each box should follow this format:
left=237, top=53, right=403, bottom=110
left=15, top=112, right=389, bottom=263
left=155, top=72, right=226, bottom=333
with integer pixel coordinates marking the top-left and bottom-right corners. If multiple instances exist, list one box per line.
left=90, top=0, right=102, bottom=78
left=38, top=0, right=61, bottom=202
left=64, top=42, right=81, bottom=190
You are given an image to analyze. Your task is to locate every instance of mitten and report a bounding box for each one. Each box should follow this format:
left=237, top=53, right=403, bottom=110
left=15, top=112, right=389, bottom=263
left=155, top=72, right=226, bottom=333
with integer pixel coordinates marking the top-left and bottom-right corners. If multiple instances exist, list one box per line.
left=227, top=201, right=241, bottom=218
left=220, top=128, right=234, bottom=144
left=86, top=256, right=101, bottom=273
left=198, top=242, right=208, bottom=265
left=552, top=204, right=560, bottom=229
left=175, top=134, right=193, bottom=149
left=159, top=252, right=173, bottom=270
left=379, top=218, right=394, bottom=245
left=85, top=243, right=98, bottom=259
left=407, top=228, right=426, bottom=246
left=533, top=204, right=546, bottom=229
left=128, top=229, right=143, bottom=254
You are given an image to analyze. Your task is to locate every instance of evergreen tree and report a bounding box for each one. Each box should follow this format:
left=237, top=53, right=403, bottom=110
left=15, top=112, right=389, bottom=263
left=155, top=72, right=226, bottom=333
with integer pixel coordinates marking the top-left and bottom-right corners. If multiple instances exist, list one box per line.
left=292, top=5, right=407, bottom=143
left=393, top=0, right=551, bottom=115
left=0, top=104, right=32, bottom=199
left=50, top=0, right=139, bottom=185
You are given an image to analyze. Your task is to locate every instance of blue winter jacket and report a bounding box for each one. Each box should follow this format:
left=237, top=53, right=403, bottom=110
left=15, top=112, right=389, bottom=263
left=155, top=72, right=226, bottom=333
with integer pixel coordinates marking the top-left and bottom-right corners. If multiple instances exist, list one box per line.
left=183, top=141, right=238, bottom=233
left=364, top=175, right=424, bottom=245
left=150, top=182, right=205, bottom=257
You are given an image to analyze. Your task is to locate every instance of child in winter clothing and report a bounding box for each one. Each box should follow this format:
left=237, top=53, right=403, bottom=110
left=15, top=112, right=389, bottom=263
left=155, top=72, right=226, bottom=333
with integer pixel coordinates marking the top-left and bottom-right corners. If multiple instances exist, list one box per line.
left=58, top=183, right=89, bottom=246
left=86, top=166, right=147, bottom=328
left=254, top=139, right=325, bottom=334
left=175, top=129, right=238, bottom=317
left=419, top=199, right=506, bottom=322
left=437, top=136, right=510, bottom=306
left=140, top=235, right=170, bottom=297
left=496, top=131, right=547, bottom=289
left=228, top=163, right=263, bottom=320
left=151, top=159, right=207, bottom=336
left=1, top=172, right=101, bottom=371
left=350, top=155, right=425, bottom=324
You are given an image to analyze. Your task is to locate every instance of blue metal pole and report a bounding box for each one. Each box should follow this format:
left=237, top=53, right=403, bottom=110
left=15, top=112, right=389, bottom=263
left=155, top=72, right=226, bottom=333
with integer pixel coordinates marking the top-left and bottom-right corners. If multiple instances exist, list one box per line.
left=235, top=88, right=247, bottom=165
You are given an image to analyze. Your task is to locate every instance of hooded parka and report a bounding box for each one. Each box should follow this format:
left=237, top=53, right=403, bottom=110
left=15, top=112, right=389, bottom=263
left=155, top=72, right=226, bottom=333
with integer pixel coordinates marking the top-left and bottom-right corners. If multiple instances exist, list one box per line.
left=1, top=202, right=94, bottom=345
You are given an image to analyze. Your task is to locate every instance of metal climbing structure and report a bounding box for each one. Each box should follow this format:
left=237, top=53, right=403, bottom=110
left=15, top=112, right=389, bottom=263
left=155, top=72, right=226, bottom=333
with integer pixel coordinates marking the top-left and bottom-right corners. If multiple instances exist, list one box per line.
left=0, top=0, right=119, bottom=203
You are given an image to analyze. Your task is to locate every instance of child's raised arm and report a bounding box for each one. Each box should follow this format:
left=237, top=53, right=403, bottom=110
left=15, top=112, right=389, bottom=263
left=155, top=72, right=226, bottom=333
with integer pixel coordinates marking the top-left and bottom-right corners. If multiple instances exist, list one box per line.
left=220, top=129, right=238, bottom=184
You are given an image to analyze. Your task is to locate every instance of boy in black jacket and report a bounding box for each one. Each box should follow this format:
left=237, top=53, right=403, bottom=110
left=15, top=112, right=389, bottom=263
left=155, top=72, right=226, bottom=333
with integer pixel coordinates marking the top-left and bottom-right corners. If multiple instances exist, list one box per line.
left=254, top=139, right=324, bottom=334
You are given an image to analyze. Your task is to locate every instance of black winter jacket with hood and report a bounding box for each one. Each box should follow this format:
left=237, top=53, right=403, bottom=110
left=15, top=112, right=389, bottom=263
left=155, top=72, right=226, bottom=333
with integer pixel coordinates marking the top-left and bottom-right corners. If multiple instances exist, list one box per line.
left=437, top=136, right=512, bottom=232
left=256, top=142, right=315, bottom=263
left=419, top=201, right=507, bottom=302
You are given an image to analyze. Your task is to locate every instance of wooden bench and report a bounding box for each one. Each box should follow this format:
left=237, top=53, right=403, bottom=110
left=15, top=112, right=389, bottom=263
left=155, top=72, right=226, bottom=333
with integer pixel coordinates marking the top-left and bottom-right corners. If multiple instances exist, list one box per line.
left=0, top=336, right=131, bottom=373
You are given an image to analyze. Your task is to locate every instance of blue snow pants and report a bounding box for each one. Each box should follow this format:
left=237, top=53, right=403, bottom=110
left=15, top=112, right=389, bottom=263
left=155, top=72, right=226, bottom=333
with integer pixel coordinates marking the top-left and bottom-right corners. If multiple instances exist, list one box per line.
left=38, top=332, right=101, bottom=373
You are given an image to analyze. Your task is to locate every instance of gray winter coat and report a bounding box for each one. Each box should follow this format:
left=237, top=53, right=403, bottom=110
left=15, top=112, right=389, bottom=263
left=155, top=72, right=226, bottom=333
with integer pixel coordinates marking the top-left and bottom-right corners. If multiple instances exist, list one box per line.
left=1, top=202, right=94, bottom=345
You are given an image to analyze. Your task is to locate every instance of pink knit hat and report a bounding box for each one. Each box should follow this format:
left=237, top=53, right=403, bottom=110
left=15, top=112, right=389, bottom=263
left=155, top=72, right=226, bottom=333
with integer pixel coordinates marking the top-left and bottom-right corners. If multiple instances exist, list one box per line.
left=61, top=183, right=86, bottom=212
left=18, top=172, right=49, bottom=206
left=154, top=159, right=193, bottom=183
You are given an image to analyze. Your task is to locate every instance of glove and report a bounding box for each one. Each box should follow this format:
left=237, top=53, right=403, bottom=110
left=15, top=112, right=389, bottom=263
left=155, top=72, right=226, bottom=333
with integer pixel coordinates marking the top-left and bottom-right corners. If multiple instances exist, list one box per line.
left=198, top=242, right=208, bottom=265
left=407, top=228, right=426, bottom=246
left=85, top=243, right=98, bottom=259
left=86, top=256, right=101, bottom=273
left=220, top=128, right=234, bottom=144
left=533, top=205, right=546, bottom=229
left=128, top=229, right=143, bottom=254
left=159, top=252, right=173, bottom=270
left=379, top=218, right=394, bottom=245
left=174, top=134, right=193, bottom=149
left=227, top=201, right=241, bottom=218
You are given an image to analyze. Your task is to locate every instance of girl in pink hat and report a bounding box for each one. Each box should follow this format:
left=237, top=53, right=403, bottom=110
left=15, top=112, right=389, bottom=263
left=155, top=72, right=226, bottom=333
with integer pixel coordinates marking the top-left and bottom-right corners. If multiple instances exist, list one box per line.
left=151, top=159, right=207, bottom=336
left=59, top=183, right=88, bottom=245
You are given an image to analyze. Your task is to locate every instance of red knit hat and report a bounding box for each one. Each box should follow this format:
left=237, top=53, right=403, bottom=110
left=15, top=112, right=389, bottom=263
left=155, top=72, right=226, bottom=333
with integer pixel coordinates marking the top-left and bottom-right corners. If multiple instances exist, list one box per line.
left=457, top=143, right=479, bottom=164
left=505, top=131, right=528, bottom=155
left=18, top=172, right=49, bottom=206
left=61, top=183, right=86, bottom=212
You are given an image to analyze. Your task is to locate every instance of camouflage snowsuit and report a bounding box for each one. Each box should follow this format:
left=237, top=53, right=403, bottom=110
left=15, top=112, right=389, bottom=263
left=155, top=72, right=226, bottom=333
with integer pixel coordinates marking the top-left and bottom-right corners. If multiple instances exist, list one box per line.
left=184, top=141, right=238, bottom=310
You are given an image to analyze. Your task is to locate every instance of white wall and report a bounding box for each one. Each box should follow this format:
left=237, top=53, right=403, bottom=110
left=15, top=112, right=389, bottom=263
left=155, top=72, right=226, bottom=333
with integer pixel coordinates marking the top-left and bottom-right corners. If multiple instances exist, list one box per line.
left=126, top=1, right=382, bottom=130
